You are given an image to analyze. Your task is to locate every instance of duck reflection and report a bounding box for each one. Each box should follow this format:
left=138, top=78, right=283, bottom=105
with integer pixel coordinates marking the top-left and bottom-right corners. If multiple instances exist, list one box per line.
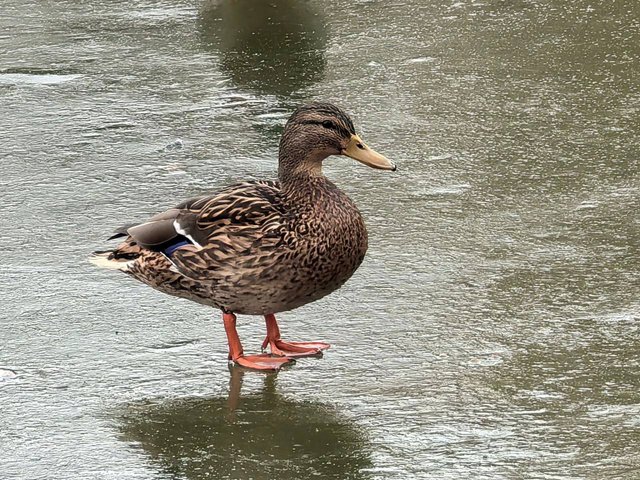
left=197, top=0, right=327, bottom=97
left=120, top=369, right=373, bottom=479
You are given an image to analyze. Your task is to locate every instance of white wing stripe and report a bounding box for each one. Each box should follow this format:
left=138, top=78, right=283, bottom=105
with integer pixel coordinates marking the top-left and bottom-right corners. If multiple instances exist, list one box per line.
left=173, top=220, right=203, bottom=249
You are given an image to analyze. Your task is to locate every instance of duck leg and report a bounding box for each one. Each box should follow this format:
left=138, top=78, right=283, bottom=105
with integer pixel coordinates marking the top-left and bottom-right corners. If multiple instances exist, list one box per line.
left=223, top=313, right=292, bottom=370
left=261, top=313, right=331, bottom=358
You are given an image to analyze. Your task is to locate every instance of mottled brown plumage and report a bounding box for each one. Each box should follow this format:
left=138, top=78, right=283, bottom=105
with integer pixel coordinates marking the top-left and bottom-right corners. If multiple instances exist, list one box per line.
left=111, top=177, right=367, bottom=315
left=91, top=102, right=394, bottom=368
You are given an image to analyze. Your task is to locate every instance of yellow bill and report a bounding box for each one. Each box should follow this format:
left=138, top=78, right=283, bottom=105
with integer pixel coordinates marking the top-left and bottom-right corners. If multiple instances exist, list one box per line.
left=342, top=134, right=396, bottom=171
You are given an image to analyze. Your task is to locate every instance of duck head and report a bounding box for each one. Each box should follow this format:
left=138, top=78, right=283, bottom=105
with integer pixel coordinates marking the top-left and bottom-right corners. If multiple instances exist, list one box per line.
left=278, top=102, right=396, bottom=181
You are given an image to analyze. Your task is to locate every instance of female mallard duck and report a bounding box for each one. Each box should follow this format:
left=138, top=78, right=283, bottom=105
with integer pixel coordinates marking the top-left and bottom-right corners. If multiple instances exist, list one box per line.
left=91, top=102, right=395, bottom=370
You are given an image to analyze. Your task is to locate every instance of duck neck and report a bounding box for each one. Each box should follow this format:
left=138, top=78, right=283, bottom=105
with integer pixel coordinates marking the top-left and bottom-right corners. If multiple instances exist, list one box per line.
left=278, top=148, right=330, bottom=202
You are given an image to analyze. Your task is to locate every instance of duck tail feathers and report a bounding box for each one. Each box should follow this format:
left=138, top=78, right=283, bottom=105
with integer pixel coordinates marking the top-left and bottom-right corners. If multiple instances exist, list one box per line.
left=89, top=250, right=135, bottom=271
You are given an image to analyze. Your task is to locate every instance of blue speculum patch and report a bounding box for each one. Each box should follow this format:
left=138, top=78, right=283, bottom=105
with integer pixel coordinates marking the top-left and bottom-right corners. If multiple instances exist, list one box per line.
left=164, top=239, right=191, bottom=257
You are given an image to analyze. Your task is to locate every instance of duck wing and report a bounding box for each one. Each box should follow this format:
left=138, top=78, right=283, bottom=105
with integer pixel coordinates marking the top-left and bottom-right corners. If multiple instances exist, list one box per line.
left=113, top=180, right=288, bottom=280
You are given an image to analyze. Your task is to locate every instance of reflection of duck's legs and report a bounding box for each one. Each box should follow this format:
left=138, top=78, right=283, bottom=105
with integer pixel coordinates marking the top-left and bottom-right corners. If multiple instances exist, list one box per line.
left=261, top=314, right=331, bottom=357
left=223, top=313, right=293, bottom=370
left=227, top=364, right=279, bottom=413
left=226, top=366, right=244, bottom=413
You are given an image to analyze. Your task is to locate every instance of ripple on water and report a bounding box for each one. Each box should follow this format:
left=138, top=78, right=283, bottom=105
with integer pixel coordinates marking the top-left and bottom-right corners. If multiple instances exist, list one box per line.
left=0, top=368, right=17, bottom=381
left=145, top=339, right=201, bottom=350
left=405, top=56, right=437, bottom=64
left=411, top=183, right=472, bottom=198
left=0, top=72, right=82, bottom=85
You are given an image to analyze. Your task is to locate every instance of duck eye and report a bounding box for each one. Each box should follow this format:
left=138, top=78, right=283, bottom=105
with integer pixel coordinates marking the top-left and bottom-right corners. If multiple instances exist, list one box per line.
left=322, top=120, right=335, bottom=129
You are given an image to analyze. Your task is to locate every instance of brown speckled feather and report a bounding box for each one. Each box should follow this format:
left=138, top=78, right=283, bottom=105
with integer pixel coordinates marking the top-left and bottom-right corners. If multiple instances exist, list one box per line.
left=115, top=178, right=367, bottom=315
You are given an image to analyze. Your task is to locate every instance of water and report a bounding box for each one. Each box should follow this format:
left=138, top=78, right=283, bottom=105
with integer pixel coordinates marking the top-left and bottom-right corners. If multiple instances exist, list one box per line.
left=1, top=0, right=638, bottom=479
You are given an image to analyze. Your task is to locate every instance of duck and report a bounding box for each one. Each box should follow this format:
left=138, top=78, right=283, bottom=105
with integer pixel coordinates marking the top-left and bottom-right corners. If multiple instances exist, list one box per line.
left=90, top=102, right=395, bottom=370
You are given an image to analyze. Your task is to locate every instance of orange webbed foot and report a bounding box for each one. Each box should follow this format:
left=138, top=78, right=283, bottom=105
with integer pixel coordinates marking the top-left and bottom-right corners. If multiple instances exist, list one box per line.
left=261, top=314, right=331, bottom=358
left=265, top=339, right=331, bottom=358
left=232, top=354, right=294, bottom=371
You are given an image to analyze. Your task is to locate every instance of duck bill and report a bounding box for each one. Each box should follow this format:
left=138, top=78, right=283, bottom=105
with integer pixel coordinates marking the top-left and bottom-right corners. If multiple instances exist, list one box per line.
left=342, top=134, right=396, bottom=171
